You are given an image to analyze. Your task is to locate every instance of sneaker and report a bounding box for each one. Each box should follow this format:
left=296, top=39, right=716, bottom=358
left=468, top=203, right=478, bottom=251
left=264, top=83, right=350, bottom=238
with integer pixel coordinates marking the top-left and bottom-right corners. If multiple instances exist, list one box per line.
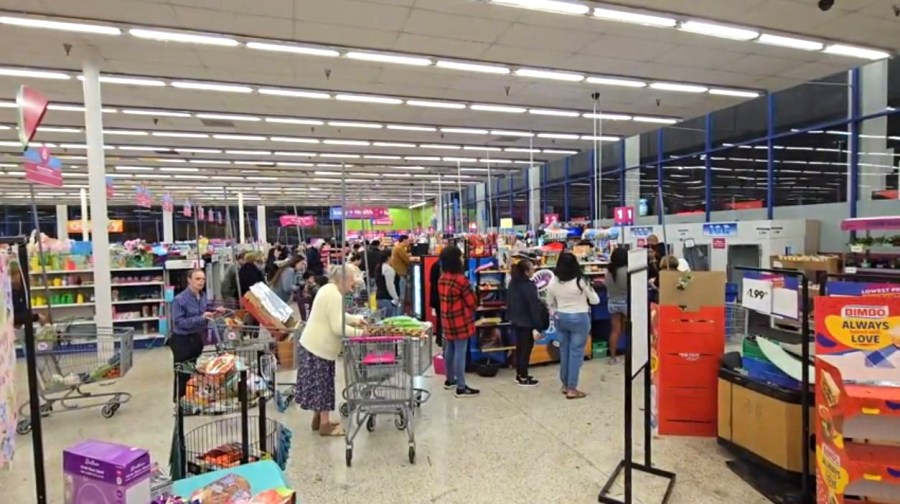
left=516, top=376, right=539, bottom=387
left=455, top=386, right=480, bottom=398
left=443, top=379, right=458, bottom=390
left=608, top=356, right=624, bottom=365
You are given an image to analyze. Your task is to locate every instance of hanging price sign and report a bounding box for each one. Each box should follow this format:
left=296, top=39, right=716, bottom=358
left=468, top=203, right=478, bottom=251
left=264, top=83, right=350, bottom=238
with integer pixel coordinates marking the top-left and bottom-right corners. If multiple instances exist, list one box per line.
left=742, top=277, right=773, bottom=314
left=613, top=206, right=635, bottom=226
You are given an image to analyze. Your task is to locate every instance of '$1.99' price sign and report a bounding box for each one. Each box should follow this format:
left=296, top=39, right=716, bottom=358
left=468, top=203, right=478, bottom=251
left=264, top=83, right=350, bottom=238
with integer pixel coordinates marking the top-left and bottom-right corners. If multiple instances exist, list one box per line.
left=742, top=277, right=773, bottom=314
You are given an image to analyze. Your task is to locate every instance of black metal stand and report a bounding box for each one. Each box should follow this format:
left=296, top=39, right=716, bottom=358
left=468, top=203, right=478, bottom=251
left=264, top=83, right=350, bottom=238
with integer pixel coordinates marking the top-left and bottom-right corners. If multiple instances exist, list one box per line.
left=1, top=236, right=47, bottom=503
left=598, top=262, right=676, bottom=504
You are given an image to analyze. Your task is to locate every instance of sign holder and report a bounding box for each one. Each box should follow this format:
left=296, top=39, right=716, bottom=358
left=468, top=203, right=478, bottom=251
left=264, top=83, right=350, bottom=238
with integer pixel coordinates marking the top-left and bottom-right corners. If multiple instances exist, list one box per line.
left=733, top=266, right=811, bottom=504
left=598, top=257, right=677, bottom=504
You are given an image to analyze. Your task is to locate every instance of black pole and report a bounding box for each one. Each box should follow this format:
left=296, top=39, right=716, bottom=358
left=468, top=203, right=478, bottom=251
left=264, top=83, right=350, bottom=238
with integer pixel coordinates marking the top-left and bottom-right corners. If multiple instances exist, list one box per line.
left=13, top=239, right=47, bottom=503
left=623, top=273, right=633, bottom=504
left=800, top=275, right=810, bottom=503
left=239, top=369, right=250, bottom=464
left=644, top=298, right=652, bottom=468
left=258, top=352, right=268, bottom=455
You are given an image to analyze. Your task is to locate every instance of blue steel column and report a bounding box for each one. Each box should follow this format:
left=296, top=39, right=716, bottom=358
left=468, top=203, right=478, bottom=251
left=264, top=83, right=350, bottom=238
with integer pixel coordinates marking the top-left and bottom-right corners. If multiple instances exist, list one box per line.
left=704, top=114, right=712, bottom=222
left=656, top=129, right=663, bottom=225
left=849, top=68, right=861, bottom=218
left=767, top=94, right=775, bottom=220
left=564, top=158, right=571, bottom=221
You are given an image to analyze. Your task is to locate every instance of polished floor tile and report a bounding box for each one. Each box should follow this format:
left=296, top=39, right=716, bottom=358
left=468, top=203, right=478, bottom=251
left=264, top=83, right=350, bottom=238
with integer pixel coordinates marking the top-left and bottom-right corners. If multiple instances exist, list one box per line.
left=1, top=348, right=768, bottom=503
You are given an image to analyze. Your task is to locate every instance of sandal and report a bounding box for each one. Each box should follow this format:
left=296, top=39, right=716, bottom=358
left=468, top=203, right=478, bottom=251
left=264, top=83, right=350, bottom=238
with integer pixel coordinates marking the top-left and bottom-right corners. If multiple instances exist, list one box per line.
left=319, top=422, right=346, bottom=437
left=566, top=390, right=587, bottom=400
left=311, top=416, right=321, bottom=431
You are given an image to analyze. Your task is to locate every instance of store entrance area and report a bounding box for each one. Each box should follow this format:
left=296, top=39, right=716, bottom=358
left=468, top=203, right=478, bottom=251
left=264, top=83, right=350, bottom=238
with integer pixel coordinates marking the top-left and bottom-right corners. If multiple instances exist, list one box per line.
left=2, top=348, right=766, bottom=504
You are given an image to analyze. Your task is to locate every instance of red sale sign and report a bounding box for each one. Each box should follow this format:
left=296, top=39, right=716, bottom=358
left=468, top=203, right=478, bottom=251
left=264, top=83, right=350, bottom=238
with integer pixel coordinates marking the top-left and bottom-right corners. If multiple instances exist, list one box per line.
left=613, top=206, right=635, bottom=226
left=16, top=86, right=48, bottom=148
left=543, top=213, right=559, bottom=226
left=712, top=238, right=726, bottom=249
left=279, top=215, right=316, bottom=227
left=23, top=147, right=62, bottom=187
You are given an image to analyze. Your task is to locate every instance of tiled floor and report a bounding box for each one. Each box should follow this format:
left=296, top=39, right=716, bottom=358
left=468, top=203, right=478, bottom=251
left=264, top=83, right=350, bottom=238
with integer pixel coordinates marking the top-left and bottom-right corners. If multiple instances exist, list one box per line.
left=2, top=347, right=770, bottom=503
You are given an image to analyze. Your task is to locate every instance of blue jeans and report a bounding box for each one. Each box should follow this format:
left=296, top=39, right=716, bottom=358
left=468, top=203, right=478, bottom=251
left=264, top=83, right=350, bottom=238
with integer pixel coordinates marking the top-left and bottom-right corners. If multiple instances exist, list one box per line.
left=443, top=338, right=468, bottom=389
left=376, top=299, right=396, bottom=318
left=398, top=277, right=407, bottom=307
left=555, top=312, right=590, bottom=390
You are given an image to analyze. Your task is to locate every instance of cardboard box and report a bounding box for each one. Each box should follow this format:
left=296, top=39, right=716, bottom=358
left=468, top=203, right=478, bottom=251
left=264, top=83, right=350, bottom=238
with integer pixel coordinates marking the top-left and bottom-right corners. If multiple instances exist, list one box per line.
left=64, top=440, right=151, bottom=504
left=659, top=271, right=726, bottom=311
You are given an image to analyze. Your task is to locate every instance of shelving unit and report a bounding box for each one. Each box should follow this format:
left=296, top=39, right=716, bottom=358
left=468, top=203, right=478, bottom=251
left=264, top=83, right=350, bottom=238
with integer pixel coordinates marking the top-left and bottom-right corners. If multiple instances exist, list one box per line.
left=110, top=266, right=166, bottom=344
left=473, top=268, right=515, bottom=355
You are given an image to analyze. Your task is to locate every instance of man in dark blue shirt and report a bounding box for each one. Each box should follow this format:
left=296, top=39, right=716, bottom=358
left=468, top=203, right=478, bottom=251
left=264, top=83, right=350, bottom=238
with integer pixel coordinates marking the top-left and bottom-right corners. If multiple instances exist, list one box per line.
left=169, top=268, right=223, bottom=399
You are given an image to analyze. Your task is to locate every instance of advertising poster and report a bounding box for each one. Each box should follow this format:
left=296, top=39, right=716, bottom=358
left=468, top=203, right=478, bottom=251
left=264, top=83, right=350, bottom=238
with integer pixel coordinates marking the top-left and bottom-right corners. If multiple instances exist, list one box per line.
left=182, top=200, right=192, bottom=218
left=161, top=193, right=173, bottom=213
left=105, top=176, right=114, bottom=198
left=0, top=254, right=16, bottom=468
left=23, top=147, right=62, bottom=187
left=649, top=302, right=660, bottom=437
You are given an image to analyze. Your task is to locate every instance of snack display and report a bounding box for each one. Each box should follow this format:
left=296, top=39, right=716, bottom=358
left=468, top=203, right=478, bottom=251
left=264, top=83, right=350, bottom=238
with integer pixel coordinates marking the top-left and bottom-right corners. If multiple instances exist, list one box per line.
left=179, top=353, right=271, bottom=415
left=365, top=316, right=431, bottom=338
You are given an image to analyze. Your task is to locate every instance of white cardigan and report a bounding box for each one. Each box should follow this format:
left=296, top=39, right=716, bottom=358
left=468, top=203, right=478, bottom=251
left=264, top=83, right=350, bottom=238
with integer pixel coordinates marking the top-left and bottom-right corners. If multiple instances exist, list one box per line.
left=546, top=276, right=600, bottom=314
left=299, top=283, right=364, bottom=361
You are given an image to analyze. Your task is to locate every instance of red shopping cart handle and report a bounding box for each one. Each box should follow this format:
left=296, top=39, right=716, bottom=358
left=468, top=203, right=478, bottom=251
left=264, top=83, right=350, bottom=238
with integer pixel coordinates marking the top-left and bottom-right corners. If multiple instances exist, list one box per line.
left=347, top=336, right=404, bottom=343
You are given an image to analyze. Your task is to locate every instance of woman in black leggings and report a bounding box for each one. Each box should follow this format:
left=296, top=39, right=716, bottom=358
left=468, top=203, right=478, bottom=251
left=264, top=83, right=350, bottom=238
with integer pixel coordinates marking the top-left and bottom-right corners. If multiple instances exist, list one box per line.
left=507, top=258, right=548, bottom=387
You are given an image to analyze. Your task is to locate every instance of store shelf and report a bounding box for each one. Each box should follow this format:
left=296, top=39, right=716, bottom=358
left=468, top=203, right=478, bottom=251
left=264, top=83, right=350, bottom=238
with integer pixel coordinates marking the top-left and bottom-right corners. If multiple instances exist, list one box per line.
left=476, top=305, right=506, bottom=312
left=113, top=299, right=164, bottom=305
left=481, top=345, right=516, bottom=352
left=33, top=303, right=95, bottom=309
left=30, top=269, right=92, bottom=275
left=32, top=284, right=95, bottom=290
left=477, top=270, right=508, bottom=274
left=475, top=321, right=511, bottom=328
left=135, top=333, right=165, bottom=341
left=112, top=267, right=164, bottom=272
left=112, top=317, right=162, bottom=323
left=111, top=281, right=165, bottom=287
left=843, top=267, right=900, bottom=276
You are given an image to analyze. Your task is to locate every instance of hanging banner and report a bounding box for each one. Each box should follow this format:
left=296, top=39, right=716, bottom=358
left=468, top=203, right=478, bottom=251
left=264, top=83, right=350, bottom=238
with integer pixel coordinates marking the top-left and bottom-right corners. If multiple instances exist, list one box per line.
left=161, top=193, right=173, bottom=213
left=197, top=206, right=205, bottom=220
left=330, top=207, right=388, bottom=220
left=543, top=213, right=559, bottom=226
left=372, top=217, right=392, bottom=226
left=826, top=281, right=900, bottom=298
left=16, top=85, right=48, bottom=149
left=216, top=211, right=223, bottom=225
left=182, top=200, right=192, bottom=217
left=135, top=185, right=152, bottom=208
left=613, top=206, right=635, bottom=226
left=702, top=222, right=738, bottom=237
left=23, top=147, right=62, bottom=187
left=207, top=209, right=214, bottom=223
left=67, top=220, right=124, bottom=234
left=279, top=215, right=316, bottom=227
left=105, top=176, right=114, bottom=198
left=0, top=254, right=16, bottom=468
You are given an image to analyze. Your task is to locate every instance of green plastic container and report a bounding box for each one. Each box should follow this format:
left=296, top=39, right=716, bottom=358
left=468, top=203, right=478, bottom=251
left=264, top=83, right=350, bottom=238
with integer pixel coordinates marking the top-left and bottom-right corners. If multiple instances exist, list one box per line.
left=592, top=341, right=608, bottom=358
left=742, top=336, right=768, bottom=362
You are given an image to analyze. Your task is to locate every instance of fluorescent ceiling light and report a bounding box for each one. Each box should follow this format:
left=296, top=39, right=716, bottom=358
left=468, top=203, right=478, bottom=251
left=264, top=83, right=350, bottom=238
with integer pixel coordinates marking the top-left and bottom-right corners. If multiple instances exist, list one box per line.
left=76, top=75, right=166, bottom=86
left=463, top=146, right=501, bottom=152
left=679, top=21, right=759, bottom=41
left=188, top=159, right=230, bottom=164
left=244, top=41, right=339, bottom=57
left=104, top=130, right=149, bottom=136
left=133, top=173, right=170, bottom=179
left=756, top=34, right=823, bottom=51
left=37, top=126, right=82, bottom=133
left=0, top=67, right=70, bottom=80
left=225, top=150, right=272, bottom=155
left=537, top=133, right=579, bottom=140
left=129, top=28, right=239, bottom=46
left=505, top=148, right=541, bottom=153
left=345, top=51, right=431, bottom=66
left=177, top=148, right=222, bottom=154
left=265, top=117, right=324, bottom=126
left=491, top=130, right=533, bottom=137
left=529, top=109, right=580, bottom=117
left=405, top=156, right=442, bottom=161
left=442, top=128, right=489, bottom=135
left=650, top=82, right=708, bottom=93
left=543, top=149, right=579, bottom=154
left=211, top=176, right=244, bottom=181
left=435, top=60, right=510, bottom=74
left=632, top=116, right=678, bottom=124
left=387, top=124, right=437, bottom=132
left=213, top=134, right=267, bottom=141
left=583, top=113, right=632, bottom=121
left=270, top=137, right=319, bottom=144
left=196, top=113, right=261, bottom=122
left=258, top=88, right=331, bottom=99
left=405, top=99, right=466, bottom=109
left=421, top=144, right=459, bottom=150
left=151, top=131, right=209, bottom=138
left=314, top=171, right=340, bottom=176
left=320, top=154, right=359, bottom=159
left=48, top=104, right=116, bottom=113
left=392, top=166, right=425, bottom=170
left=374, top=142, right=416, bottom=148
left=335, top=94, right=402, bottom=105
left=323, top=139, right=370, bottom=146
left=277, top=162, right=315, bottom=167
left=172, top=81, right=253, bottom=93
left=328, top=121, right=383, bottom=129
left=363, top=155, right=402, bottom=160
left=514, top=68, right=584, bottom=82
left=174, top=174, right=207, bottom=179
left=115, top=166, right=154, bottom=172
left=159, top=167, right=199, bottom=173
left=443, top=157, right=476, bottom=162
left=708, top=88, right=760, bottom=98
left=0, top=16, right=122, bottom=35
left=117, top=145, right=164, bottom=151
left=580, top=135, right=620, bottom=141
left=490, top=0, right=590, bottom=16
left=823, top=44, right=890, bottom=60
left=152, top=158, right=186, bottom=163
left=274, top=151, right=317, bottom=156
left=585, top=76, right=647, bottom=88
left=470, top=104, right=527, bottom=114
left=123, top=109, right=191, bottom=118
left=592, top=8, right=676, bottom=27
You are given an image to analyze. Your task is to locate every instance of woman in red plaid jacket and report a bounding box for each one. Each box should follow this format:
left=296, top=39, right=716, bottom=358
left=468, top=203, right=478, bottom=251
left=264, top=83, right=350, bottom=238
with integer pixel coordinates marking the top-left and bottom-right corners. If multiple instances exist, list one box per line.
left=437, top=245, right=481, bottom=398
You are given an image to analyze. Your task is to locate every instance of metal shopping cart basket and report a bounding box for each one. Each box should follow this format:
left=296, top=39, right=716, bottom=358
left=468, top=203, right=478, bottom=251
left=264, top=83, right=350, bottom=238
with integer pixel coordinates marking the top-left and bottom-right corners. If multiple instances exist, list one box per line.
left=17, top=324, right=135, bottom=434
left=725, top=302, right=749, bottom=344
left=341, top=335, right=418, bottom=467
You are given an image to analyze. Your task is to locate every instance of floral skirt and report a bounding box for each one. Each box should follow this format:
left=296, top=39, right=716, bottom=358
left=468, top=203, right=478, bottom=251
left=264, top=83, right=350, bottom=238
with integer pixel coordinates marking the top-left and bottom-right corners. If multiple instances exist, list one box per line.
left=295, top=345, right=336, bottom=411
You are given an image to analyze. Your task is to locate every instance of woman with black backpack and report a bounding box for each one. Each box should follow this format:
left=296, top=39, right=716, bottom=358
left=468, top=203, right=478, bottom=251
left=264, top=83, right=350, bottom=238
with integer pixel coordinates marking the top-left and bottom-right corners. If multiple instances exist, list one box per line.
left=507, top=258, right=548, bottom=387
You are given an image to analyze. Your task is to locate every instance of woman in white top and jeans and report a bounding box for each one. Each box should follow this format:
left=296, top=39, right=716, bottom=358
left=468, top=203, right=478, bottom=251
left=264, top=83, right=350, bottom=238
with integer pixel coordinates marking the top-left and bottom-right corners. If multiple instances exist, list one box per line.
left=547, top=252, right=600, bottom=399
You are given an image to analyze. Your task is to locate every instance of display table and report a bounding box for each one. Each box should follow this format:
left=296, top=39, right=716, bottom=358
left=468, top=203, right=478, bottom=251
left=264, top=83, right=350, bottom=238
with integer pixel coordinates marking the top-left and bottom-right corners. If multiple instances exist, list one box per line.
left=173, top=460, right=292, bottom=499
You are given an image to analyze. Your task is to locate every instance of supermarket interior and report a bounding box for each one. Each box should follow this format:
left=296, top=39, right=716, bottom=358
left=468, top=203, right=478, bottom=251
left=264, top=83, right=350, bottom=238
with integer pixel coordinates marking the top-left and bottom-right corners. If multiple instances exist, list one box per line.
left=0, top=0, right=899, bottom=503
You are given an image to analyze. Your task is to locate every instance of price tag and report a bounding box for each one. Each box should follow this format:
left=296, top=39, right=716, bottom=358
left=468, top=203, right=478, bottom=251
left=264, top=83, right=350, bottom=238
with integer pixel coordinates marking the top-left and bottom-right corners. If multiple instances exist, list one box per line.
left=849, top=244, right=864, bottom=253
left=742, top=277, right=773, bottom=314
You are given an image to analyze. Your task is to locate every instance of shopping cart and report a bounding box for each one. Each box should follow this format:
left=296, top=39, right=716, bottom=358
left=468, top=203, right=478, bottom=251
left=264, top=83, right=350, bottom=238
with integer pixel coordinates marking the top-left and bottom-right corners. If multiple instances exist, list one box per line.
left=175, top=350, right=276, bottom=416
left=16, top=325, right=135, bottom=434
left=342, top=335, right=417, bottom=466
left=725, top=302, right=749, bottom=344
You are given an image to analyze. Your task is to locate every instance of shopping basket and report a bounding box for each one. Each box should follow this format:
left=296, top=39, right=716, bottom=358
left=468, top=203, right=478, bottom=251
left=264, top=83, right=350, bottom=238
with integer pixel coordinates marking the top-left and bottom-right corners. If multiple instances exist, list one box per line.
left=17, top=325, right=135, bottom=435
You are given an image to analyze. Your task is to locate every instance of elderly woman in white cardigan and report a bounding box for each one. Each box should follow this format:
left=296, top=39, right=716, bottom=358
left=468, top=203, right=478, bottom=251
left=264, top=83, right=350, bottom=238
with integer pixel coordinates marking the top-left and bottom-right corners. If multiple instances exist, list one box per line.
left=295, top=264, right=365, bottom=436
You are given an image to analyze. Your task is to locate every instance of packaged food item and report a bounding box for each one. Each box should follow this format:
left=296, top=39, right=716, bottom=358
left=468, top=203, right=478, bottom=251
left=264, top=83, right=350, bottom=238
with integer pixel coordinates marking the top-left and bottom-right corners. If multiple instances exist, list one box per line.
left=189, top=473, right=252, bottom=504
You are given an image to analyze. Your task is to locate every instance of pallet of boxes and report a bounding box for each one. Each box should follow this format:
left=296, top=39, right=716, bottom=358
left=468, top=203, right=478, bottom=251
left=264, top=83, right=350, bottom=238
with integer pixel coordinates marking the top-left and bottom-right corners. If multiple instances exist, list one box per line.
left=241, top=282, right=304, bottom=370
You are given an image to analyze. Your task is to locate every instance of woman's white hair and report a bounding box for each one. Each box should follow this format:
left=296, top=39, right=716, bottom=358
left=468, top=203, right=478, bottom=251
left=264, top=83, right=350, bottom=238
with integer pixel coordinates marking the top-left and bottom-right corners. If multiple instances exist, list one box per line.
left=328, top=263, right=361, bottom=282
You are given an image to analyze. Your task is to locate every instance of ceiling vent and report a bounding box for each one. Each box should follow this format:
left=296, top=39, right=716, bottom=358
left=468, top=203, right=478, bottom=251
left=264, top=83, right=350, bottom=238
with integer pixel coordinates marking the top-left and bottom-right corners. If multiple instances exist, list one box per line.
left=198, top=118, right=236, bottom=128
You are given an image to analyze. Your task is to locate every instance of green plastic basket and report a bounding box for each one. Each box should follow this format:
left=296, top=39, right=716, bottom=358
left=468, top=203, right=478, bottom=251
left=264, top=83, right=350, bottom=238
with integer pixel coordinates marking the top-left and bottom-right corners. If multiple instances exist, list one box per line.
left=742, top=336, right=768, bottom=362
left=592, top=341, right=608, bottom=358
